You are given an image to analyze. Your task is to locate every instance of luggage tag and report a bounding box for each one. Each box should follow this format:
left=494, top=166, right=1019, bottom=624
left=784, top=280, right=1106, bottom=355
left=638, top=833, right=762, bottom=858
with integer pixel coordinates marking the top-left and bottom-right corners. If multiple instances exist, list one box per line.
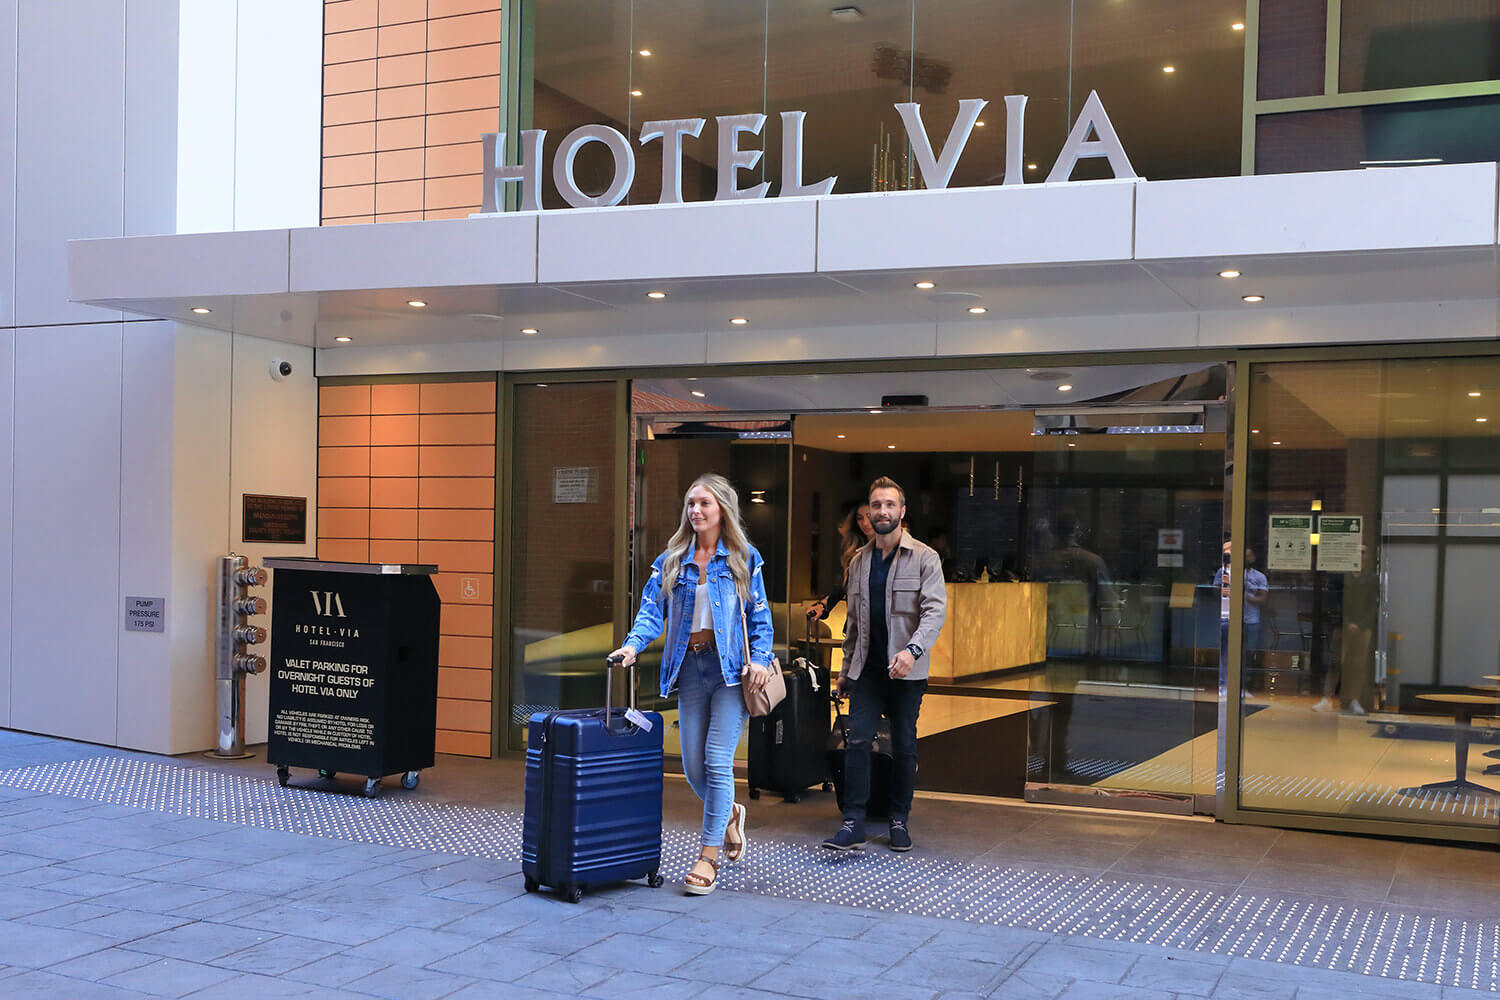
left=624, top=708, right=654, bottom=732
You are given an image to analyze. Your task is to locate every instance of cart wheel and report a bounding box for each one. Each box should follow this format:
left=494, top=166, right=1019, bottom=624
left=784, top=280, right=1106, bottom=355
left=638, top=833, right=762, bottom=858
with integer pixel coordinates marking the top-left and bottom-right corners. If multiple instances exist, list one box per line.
left=363, top=778, right=381, bottom=798
left=276, top=766, right=290, bottom=787
left=318, top=769, right=335, bottom=780
left=748, top=788, right=761, bottom=800
left=784, top=792, right=801, bottom=804
left=821, top=782, right=834, bottom=792
left=401, top=771, right=420, bottom=790
left=564, top=885, right=583, bottom=904
left=647, top=871, right=664, bottom=889
left=523, top=876, right=539, bottom=893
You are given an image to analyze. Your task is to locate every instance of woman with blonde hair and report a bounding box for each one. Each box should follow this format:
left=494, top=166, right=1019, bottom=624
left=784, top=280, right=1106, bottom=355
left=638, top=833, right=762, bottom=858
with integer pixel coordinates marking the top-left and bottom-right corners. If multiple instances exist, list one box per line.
left=610, top=473, right=774, bottom=895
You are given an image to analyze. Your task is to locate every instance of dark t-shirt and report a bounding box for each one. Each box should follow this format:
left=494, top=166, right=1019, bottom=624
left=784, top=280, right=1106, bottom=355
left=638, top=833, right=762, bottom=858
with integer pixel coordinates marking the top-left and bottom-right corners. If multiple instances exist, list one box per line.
left=864, top=546, right=896, bottom=675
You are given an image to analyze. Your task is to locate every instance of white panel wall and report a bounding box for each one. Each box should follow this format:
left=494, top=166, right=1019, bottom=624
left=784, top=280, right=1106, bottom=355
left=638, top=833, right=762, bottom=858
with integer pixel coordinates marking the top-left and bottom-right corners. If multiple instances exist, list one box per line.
left=0, top=1, right=17, bottom=329
left=232, top=0, right=320, bottom=230
left=168, top=325, right=230, bottom=753
left=0, top=328, right=12, bottom=727
left=10, top=324, right=123, bottom=744
left=15, top=0, right=124, bottom=325
left=228, top=334, right=317, bottom=743
left=125, top=0, right=178, bottom=237
left=116, top=322, right=176, bottom=751
left=175, top=0, right=236, bottom=234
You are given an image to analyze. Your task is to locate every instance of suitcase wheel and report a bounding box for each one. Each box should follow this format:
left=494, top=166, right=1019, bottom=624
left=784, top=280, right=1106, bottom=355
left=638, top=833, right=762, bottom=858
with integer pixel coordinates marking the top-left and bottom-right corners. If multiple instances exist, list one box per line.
left=647, top=871, right=664, bottom=889
left=748, top=788, right=761, bottom=800
left=401, top=771, right=420, bottom=790
left=275, top=766, right=290, bottom=787
left=523, top=876, right=539, bottom=894
left=564, top=885, right=583, bottom=904
left=363, top=778, right=381, bottom=798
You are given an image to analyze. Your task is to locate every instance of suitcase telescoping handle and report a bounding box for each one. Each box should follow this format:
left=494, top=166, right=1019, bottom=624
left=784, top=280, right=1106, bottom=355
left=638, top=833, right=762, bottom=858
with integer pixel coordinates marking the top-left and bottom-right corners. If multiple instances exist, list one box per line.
left=604, top=653, right=639, bottom=735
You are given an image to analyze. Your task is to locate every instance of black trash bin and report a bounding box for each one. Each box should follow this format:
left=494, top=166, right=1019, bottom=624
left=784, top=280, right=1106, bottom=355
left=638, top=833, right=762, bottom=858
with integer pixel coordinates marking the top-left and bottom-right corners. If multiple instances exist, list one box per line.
left=263, top=558, right=441, bottom=797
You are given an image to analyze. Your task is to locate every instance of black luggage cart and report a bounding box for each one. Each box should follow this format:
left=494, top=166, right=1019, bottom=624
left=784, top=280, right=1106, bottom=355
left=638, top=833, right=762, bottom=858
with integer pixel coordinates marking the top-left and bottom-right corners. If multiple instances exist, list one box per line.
left=263, top=558, right=441, bottom=797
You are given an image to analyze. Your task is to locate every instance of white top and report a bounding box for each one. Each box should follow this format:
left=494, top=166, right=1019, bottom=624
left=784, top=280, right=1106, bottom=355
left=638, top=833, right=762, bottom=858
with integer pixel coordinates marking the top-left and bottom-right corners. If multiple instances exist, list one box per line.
left=692, top=578, right=713, bottom=631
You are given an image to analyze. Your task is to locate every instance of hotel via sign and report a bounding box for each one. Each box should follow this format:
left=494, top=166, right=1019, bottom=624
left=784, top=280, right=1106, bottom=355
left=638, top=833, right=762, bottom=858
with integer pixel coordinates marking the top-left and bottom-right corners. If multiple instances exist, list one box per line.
left=480, top=91, right=1135, bottom=212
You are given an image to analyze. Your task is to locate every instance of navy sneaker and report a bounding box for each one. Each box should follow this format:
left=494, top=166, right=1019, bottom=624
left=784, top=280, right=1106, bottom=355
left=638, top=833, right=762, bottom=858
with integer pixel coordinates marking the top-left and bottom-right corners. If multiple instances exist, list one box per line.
left=822, top=818, right=866, bottom=851
left=888, top=818, right=912, bottom=852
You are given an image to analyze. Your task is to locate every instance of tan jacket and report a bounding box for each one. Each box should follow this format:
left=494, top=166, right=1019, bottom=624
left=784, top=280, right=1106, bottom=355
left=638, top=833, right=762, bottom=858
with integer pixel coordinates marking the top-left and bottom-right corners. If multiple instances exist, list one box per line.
left=841, top=531, right=947, bottom=681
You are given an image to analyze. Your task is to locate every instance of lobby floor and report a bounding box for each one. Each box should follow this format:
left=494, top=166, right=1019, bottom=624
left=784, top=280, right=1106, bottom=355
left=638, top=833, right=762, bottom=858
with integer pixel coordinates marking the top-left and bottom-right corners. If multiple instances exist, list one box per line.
left=0, top=726, right=1496, bottom=998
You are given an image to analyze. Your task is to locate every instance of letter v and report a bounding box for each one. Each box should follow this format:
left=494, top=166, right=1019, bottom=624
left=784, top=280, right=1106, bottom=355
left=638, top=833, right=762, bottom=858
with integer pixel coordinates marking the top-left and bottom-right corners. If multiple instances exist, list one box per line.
left=894, top=99, right=988, bottom=191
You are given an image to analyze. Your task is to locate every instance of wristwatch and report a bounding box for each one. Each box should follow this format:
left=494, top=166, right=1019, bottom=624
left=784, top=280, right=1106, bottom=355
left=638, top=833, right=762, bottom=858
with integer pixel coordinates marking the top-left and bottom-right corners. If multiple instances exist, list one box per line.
left=904, top=642, right=923, bottom=659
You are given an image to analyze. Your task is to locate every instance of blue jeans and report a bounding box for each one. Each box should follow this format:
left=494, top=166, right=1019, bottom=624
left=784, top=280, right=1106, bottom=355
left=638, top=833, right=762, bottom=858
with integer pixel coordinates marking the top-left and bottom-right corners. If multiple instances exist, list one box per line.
left=677, top=648, right=748, bottom=848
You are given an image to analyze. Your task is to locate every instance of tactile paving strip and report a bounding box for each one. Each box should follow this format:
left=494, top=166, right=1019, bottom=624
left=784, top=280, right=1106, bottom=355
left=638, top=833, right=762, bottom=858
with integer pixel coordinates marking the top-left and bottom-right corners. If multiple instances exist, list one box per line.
left=1, top=754, right=1497, bottom=992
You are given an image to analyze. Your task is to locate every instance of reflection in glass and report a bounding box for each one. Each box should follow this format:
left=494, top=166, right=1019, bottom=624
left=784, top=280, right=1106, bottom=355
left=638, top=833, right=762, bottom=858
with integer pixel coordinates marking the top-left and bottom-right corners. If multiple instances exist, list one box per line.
left=1239, top=357, right=1500, bottom=828
left=1341, top=0, right=1500, bottom=93
left=508, top=383, right=618, bottom=749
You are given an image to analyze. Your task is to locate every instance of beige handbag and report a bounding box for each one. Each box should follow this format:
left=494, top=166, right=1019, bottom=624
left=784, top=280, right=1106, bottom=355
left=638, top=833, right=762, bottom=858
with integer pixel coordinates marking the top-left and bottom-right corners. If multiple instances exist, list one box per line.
left=740, top=603, right=785, bottom=716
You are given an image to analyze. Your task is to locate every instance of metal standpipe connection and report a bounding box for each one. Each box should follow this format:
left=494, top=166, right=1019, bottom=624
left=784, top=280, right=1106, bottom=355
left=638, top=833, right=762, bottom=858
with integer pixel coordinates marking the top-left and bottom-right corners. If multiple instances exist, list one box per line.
left=210, top=554, right=268, bottom=759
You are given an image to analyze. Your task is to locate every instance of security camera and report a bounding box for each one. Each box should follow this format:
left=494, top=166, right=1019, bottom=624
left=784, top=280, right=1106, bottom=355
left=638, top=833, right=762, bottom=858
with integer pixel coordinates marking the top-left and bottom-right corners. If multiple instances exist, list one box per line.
left=270, top=358, right=293, bottom=381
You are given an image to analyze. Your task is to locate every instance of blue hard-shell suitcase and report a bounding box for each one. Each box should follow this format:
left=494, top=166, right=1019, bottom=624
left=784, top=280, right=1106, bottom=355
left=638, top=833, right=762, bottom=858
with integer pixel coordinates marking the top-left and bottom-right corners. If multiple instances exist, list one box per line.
left=522, top=659, right=664, bottom=902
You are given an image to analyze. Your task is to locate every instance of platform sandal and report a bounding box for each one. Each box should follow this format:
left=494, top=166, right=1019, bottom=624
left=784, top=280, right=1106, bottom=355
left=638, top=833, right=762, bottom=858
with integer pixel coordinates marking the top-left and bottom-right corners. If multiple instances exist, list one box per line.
left=724, top=802, right=747, bottom=863
left=683, top=854, right=720, bottom=896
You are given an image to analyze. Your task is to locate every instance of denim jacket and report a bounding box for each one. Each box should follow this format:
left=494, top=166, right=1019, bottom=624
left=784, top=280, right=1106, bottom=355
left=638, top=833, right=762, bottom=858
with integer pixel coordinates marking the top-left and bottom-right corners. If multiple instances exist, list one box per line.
left=624, top=540, right=775, bottom=697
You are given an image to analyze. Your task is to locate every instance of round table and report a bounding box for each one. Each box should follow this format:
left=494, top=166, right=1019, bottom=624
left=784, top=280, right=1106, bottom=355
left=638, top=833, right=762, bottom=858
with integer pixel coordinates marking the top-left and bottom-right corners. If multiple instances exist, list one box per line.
left=1402, top=693, right=1500, bottom=798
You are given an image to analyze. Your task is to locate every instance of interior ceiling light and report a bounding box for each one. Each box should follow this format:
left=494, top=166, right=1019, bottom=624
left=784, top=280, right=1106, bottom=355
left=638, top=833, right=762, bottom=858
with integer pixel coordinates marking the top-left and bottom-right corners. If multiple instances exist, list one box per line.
left=730, top=317, right=748, bottom=325
left=407, top=299, right=427, bottom=308
left=1057, top=384, right=1073, bottom=392
left=1232, top=22, right=1245, bottom=31
left=869, top=408, right=882, bottom=414
left=968, top=306, right=988, bottom=314
left=1162, top=65, right=1176, bottom=74
left=1272, top=440, right=1282, bottom=445
left=647, top=291, right=667, bottom=299
left=1469, top=391, right=1483, bottom=397
left=1218, top=269, right=1241, bottom=279
left=1479, top=417, right=1489, bottom=423
left=1251, top=428, right=1261, bottom=434
left=1067, top=442, right=1077, bottom=448
left=887, top=444, right=896, bottom=449
left=975, top=120, right=986, bottom=127
left=334, top=335, right=352, bottom=343
left=639, top=48, right=652, bottom=56
left=520, top=327, right=539, bottom=335
left=914, top=281, right=935, bottom=289
left=691, top=390, right=707, bottom=398
left=836, top=433, right=846, bottom=439
left=1026, top=163, right=1038, bottom=170
left=1242, top=294, right=1265, bottom=303
left=536, top=383, right=548, bottom=387
left=191, top=306, right=212, bottom=315
left=630, top=89, right=644, bottom=97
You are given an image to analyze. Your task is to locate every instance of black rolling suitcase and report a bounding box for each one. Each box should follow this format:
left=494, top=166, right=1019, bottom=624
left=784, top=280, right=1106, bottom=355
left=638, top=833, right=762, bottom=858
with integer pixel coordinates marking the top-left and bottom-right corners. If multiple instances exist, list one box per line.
left=747, top=621, right=833, bottom=803
left=827, top=695, right=895, bottom=821
left=522, top=658, right=665, bottom=903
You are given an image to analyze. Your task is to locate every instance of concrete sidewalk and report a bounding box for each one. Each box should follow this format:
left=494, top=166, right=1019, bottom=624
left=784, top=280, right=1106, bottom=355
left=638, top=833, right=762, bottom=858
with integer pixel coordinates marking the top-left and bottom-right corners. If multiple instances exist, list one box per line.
left=0, top=728, right=1493, bottom=999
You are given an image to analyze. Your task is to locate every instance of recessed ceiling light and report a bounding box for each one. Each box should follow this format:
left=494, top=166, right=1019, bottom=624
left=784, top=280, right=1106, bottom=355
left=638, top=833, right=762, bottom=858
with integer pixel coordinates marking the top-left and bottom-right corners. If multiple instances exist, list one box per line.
left=887, top=444, right=896, bottom=449
left=914, top=281, right=935, bottom=290
left=630, top=89, right=644, bottom=97
left=407, top=299, right=427, bottom=308
left=1468, top=391, right=1482, bottom=397
left=1218, top=269, right=1241, bottom=279
left=836, top=434, right=846, bottom=439
left=975, top=120, right=986, bottom=127
left=750, top=497, right=766, bottom=503
left=1057, top=384, right=1073, bottom=392
left=520, top=327, right=539, bottom=335
left=1067, top=442, right=1076, bottom=448
left=334, top=335, right=352, bottom=343
left=1478, top=417, right=1489, bottom=423
left=869, top=408, right=882, bottom=414
left=1272, top=440, right=1282, bottom=445
left=730, top=317, right=748, bottom=325
left=647, top=291, right=667, bottom=299
left=191, top=306, right=212, bottom=315
left=1162, top=65, right=1176, bottom=74
left=1232, top=22, right=1245, bottom=31
left=751, top=490, right=765, bottom=495
left=536, top=383, right=548, bottom=387
left=691, top=390, right=706, bottom=398
left=1026, top=163, right=1038, bottom=170
left=1242, top=294, right=1265, bottom=303
left=639, top=48, right=652, bottom=56
left=1251, top=429, right=1261, bottom=434
left=968, top=306, right=988, bottom=315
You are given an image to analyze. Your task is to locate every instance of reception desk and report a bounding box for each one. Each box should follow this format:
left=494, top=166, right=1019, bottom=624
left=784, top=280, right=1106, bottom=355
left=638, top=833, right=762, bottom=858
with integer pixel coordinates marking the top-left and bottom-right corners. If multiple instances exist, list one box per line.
left=927, top=582, right=1048, bottom=683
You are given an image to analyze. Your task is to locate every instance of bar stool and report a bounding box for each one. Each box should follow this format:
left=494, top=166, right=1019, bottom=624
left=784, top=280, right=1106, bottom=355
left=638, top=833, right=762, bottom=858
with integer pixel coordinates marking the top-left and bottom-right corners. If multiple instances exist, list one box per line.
left=1401, top=693, right=1500, bottom=798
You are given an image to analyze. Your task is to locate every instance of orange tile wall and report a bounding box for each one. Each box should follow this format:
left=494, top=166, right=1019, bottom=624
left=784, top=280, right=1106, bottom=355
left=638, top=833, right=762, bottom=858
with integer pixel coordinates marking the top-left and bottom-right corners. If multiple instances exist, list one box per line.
left=323, top=0, right=503, bottom=225
left=318, top=380, right=498, bottom=757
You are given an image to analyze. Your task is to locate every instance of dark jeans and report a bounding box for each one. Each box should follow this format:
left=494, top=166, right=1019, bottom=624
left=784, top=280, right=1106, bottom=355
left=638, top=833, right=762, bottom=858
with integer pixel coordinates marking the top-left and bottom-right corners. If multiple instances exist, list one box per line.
left=842, top=667, right=927, bottom=823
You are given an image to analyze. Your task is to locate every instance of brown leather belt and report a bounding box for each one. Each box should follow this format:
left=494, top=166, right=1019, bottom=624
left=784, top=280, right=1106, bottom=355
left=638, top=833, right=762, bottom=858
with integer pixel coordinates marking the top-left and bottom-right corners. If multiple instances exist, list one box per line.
left=687, top=631, right=715, bottom=654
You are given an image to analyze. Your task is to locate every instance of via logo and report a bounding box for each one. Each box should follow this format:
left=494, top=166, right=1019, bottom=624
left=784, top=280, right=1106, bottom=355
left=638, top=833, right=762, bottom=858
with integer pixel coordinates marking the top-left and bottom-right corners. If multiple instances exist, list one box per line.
left=310, top=591, right=347, bottom=618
